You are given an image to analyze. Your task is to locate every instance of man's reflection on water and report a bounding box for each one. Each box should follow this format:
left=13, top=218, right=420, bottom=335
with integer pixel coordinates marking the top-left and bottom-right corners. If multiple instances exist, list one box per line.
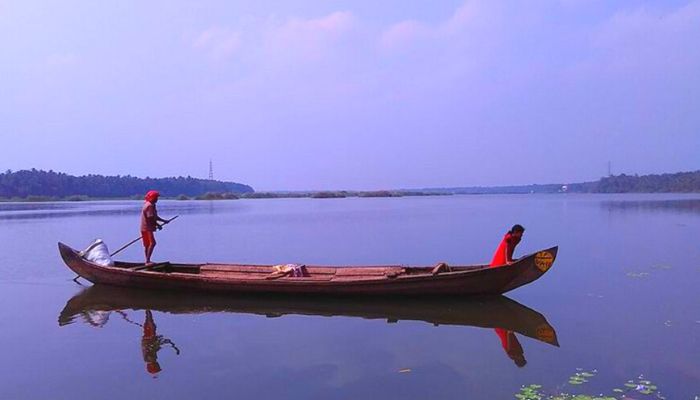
left=76, top=308, right=180, bottom=375
left=141, top=310, right=180, bottom=375
left=494, top=328, right=526, bottom=367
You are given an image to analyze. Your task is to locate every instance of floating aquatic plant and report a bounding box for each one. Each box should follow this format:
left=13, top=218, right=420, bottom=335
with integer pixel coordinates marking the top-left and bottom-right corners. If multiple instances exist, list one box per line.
left=626, top=271, right=650, bottom=278
left=514, top=371, right=667, bottom=400
left=515, top=384, right=543, bottom=400
left=568, top=369, right=596, bottom=385
left=623, top=376, right=659, bottom=396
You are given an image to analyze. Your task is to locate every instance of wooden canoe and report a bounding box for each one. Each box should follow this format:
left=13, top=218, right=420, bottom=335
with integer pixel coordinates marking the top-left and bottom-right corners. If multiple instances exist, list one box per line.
left=58, top=242, right=558, bottom=296
left=59, top=284, right=559, bottom=347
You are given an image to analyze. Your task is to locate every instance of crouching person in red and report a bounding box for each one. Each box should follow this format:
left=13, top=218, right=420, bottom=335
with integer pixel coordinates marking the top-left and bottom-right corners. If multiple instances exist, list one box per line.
left=141, top=190, right=170, bottom=266
left=490, top=224, right=525, bottom=267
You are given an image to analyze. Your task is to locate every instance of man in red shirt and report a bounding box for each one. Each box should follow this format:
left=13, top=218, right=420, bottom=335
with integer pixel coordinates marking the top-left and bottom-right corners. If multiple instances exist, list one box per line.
left=141, top=190, right=169, bottom=266
left=490, top=224, right=525, bottom=267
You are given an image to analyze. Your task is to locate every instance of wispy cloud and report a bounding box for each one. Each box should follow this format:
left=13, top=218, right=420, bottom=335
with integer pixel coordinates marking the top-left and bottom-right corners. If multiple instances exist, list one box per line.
left=259, top=11, right=356, bottom=63
left=192, top=26, right=241, bottom=60
left=380, top=20, right=428, bottom=49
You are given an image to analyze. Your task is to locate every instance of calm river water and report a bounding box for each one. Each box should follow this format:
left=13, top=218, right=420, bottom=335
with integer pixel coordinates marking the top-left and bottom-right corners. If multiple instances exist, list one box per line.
left=0, top=194, right=698, bottom=399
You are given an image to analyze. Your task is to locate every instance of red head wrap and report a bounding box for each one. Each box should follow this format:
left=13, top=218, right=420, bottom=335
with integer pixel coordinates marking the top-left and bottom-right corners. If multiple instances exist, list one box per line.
left=145, top=190, right=160, bottom=202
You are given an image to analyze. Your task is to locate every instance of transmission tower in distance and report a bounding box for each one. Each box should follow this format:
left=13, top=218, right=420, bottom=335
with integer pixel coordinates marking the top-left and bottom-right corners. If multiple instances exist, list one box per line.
left=208, top=159, right=214, bottom=180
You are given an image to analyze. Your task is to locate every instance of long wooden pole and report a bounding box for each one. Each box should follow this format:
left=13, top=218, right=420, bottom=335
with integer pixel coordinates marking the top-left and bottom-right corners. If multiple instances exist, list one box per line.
left=110, top=236, right=143, bottom=257
left=110, top=215, right=179, bottom=257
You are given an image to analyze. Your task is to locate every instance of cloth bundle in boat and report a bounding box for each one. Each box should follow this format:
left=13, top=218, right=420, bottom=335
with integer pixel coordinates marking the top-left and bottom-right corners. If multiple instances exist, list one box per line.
left=80, top=239, right=115, bottom=267
left=272, top=264, right=306, bottom=277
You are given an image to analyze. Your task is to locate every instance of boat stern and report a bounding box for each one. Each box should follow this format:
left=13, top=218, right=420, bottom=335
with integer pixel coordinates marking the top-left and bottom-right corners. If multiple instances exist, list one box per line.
left=500, top=246, right=558, bottom=294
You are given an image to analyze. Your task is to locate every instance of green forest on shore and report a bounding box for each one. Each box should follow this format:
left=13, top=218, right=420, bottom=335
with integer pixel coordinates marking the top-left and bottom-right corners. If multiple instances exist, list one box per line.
left=0, top=169, right=253, bottom=201
left=0, top=169, right=699, bottom=202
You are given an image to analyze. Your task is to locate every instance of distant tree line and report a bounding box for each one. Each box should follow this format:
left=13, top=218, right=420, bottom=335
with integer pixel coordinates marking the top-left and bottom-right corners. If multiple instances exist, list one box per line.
left=2, top=168, right=698, bottom=201
left=423, top=184, right=566, bottom=195
left=589, top=170, right=700, bottom=193
left=409, top=170, right=700, bottom=194
left=0, top=169, right=253, bottom=199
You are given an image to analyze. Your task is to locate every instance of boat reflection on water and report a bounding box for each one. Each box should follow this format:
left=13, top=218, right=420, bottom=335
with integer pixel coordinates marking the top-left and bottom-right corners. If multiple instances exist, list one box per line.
left=59, top=285, right=559, bottom=372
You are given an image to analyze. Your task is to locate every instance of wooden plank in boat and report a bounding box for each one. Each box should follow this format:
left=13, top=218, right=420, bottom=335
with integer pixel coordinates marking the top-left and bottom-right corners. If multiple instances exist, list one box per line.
left=201, top=272, right=269, bottom=280
left=278, top=275, right=334, bottom=281
left=306, top=266, right=404, bottom=275
left=303, top=267, right=337, bottom=275
left=130, top=262, right=170, bottom=271
left=331, top=275, right=387, bottom=282
left=335, top=267, right=404, bottom=276
left=201, top=265, right=273, bottom=273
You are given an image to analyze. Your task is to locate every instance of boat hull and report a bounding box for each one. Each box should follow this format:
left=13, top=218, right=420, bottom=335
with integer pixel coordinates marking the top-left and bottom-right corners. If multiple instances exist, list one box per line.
left=58, top=242, right=558, bottom=296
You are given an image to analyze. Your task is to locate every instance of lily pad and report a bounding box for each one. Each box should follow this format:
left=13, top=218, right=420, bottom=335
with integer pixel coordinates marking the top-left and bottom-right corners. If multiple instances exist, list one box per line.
left=626, top=271, right=650, bottom=278
left=515, top=371, right=665, bottom=400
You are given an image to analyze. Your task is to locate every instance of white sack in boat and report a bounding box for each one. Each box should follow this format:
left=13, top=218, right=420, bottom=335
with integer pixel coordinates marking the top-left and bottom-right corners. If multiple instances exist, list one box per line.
left=81, top=239, right=115, bottom=266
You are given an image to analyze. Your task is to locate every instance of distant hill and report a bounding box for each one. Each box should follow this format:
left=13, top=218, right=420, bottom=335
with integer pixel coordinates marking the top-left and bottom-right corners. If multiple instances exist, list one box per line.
left=0, top=169, right=253, bottom=200
left=411, top=170, right=700, bottom=194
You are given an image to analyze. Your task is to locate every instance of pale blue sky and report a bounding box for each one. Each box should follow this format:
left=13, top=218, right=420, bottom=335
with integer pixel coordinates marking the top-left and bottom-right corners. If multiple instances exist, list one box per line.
left=1, top=1, right=698, bottom=190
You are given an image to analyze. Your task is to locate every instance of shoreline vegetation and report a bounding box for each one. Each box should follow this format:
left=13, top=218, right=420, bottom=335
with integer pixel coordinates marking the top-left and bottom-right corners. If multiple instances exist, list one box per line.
left=1, top=169, right=699, bottom=202
left=0, top=190, right=448, bottom=202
